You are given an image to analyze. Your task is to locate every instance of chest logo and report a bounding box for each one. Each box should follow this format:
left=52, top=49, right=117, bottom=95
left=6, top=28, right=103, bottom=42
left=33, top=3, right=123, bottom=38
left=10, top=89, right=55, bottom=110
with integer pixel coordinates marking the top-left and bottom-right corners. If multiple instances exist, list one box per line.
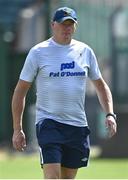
left=60, top=61, right=75, bottom=71
left=49, top=60, right=85, bottom=77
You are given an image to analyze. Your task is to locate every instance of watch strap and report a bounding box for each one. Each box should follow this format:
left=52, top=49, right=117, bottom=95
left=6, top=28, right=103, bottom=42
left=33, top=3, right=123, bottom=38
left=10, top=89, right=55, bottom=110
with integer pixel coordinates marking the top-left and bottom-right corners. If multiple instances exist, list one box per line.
left=106, top=113, right=117, bottom=120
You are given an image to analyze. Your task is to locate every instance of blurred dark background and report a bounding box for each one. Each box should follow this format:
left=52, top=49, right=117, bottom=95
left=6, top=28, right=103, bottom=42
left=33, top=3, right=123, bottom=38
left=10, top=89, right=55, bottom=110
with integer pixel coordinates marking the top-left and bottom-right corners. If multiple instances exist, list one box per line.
left=0, top=0, right=128, bottom=158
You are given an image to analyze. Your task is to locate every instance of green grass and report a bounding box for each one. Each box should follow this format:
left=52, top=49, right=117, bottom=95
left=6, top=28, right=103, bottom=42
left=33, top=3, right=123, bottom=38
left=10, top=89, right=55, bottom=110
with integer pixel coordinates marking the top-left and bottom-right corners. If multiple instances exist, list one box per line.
left=77, top=158, right=128, bottom=179
left=0, top=152, right=128, bottom=179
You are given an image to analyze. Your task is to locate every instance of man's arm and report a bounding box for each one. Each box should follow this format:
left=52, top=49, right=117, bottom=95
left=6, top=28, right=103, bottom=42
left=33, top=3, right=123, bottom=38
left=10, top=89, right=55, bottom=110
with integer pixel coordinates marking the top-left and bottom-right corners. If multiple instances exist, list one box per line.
left=12, top=79, right=31, bottom=151
left=91, top=77, right=117, bottom=137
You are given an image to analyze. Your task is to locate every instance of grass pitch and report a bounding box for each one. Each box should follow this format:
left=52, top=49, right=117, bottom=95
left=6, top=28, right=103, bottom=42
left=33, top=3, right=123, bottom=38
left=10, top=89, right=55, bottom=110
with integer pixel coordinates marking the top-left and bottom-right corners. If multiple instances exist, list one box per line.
left=0, top=152, right=128, bottom=179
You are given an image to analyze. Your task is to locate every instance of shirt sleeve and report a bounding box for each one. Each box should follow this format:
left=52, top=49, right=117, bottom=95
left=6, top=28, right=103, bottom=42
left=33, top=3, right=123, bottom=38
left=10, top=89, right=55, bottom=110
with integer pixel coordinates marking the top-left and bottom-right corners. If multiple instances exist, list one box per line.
left=88, top=48, right=102, bottom=80
left=20, top=47, right=39, bottom=82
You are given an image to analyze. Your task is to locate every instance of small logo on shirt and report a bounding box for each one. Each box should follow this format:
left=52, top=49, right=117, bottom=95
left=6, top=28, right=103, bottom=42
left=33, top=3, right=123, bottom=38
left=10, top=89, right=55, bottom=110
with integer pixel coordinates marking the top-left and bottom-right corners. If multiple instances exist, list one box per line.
left=81, top=157, right=88, bottom=162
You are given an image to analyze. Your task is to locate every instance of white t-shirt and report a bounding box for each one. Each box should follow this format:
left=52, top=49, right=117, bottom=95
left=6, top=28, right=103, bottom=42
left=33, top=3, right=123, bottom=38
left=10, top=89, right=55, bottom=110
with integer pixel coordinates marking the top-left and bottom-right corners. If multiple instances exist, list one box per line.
left=20, top=38, right=102, bottom=126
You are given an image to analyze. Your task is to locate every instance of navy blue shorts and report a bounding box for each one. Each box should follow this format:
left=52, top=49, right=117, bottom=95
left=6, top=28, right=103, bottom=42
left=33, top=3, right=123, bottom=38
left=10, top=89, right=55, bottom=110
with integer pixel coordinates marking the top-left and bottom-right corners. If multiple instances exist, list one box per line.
left=36, top=119, right=90, bottom=169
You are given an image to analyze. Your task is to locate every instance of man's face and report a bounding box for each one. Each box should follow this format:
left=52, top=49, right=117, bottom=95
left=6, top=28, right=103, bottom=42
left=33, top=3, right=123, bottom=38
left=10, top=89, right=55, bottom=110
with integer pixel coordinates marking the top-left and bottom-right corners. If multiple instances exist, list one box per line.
left=52, top=19, right=76, bottom=42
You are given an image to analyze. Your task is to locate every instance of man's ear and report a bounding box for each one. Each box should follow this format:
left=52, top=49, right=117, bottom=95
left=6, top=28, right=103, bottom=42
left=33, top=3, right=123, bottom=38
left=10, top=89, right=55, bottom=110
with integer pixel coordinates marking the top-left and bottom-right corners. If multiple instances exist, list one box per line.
left=51, top=22, right=55, bottom=28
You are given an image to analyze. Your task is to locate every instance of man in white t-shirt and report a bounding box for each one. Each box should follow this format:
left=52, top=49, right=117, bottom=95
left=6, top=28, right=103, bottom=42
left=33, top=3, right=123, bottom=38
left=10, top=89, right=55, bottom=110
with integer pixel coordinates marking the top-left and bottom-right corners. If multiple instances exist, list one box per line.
left=12, top=7, right=117, bottom=179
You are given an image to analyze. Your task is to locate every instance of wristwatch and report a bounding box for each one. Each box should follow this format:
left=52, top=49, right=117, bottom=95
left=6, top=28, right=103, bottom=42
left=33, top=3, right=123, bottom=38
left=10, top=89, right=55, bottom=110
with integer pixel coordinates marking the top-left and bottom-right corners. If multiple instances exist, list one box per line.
left=106, top=113, right=117, bottom=120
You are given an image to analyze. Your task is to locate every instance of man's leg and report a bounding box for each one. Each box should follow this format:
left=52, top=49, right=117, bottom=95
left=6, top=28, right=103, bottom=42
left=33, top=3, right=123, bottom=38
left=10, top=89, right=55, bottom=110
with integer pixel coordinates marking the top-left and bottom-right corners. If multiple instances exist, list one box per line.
left=43, top=164, right=77, bottom=179
left=61, top=167, right=78, bottom=179
left=39, top=143, right=62, bottom=179
left=43, top=163, right=61, bottom=179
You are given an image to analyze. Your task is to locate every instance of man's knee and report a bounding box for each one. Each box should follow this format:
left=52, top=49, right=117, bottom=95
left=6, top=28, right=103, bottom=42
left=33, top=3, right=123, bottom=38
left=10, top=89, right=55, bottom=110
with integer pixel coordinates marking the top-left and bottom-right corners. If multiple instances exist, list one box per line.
left=43, top=163, right=61, bottom=179
left=61, top=167, right=78, bottom=179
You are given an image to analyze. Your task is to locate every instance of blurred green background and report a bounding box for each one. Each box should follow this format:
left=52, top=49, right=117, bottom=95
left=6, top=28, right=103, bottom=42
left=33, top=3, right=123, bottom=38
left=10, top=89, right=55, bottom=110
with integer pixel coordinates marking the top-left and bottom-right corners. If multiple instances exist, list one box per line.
left=0, top=0, right=128, bottom=179
left=0, top=152, right=128, bottom=179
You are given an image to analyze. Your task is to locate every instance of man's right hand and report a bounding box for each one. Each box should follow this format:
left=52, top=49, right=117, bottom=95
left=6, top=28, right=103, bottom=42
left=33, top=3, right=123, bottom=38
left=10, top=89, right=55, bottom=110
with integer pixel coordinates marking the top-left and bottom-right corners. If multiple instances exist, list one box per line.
left=12, top=130, right=26, bottom=151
